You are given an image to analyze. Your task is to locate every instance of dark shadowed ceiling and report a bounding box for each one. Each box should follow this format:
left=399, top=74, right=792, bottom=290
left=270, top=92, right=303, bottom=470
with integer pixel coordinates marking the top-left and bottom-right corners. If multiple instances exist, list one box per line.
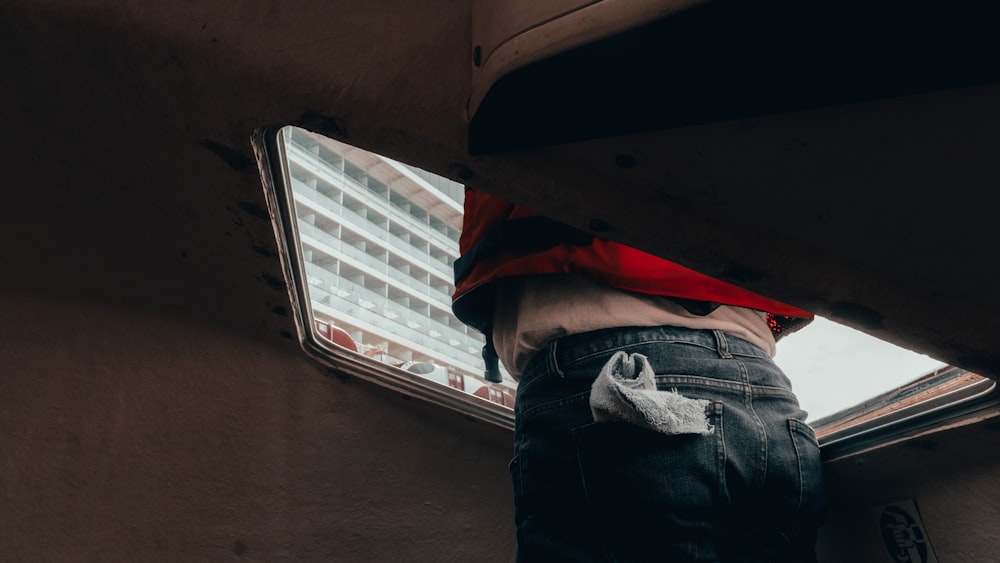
left=2, top=0, right=998, bottom=377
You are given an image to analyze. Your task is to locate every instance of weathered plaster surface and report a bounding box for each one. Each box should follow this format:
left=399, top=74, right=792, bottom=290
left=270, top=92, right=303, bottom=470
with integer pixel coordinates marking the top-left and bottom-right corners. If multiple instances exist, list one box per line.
left=819, top=419, right=1000, bottom=562
left=0, top=296, right=514, bottom=562
left=0, top=4, right=513, bottom=560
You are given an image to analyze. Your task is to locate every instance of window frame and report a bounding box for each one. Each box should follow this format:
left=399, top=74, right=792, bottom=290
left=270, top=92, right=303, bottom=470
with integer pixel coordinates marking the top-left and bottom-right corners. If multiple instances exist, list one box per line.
left=812, top=366, right=998, bottom=461
left=254, top=126, right=515, bottom=430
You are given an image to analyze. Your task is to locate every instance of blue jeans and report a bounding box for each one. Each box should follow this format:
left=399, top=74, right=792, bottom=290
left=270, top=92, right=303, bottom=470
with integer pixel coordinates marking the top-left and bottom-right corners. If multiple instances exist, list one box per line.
left=511, top=326, right=827, bottom=562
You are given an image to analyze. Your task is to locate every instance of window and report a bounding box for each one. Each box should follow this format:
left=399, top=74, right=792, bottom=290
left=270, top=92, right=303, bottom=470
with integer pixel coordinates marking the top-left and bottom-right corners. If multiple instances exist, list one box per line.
left=258, top=126, right=515, bottom=428
left=778, top=317, right=946, bottom=422
left=780, top=318, right=994, bottom=457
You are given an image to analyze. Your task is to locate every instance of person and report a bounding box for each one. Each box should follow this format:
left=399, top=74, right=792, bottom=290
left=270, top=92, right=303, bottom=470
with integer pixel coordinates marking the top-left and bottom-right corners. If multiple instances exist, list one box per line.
left=452, top=189, right=827, bottom=562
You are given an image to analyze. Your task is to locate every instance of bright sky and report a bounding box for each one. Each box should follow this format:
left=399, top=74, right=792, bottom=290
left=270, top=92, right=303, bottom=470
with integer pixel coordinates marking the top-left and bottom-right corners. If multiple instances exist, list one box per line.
left=774, top=316, right=946, bottom=421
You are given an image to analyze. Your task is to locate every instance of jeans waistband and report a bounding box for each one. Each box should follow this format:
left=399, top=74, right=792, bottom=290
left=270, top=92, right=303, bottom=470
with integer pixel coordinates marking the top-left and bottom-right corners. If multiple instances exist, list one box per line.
left=525, top=325, right=772, bottom=382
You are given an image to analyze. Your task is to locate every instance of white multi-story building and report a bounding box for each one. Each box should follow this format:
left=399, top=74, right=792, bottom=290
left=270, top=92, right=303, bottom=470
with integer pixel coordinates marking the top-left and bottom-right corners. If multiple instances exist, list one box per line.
left=282, top=127, right=514, bottom=404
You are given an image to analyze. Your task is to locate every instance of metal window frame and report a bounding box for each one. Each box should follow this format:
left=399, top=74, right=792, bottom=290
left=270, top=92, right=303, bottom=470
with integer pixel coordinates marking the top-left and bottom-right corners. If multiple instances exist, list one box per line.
left=253, top=125, right=515, bottom=430
left=813, top=366, right=999, bottom=461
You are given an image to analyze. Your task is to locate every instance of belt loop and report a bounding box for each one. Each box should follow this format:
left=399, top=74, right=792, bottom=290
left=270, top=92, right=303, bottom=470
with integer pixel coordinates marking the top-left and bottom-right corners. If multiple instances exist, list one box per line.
left=712, top=329, right=733, bottom=359
left=547, top=338, right=565, bottom=378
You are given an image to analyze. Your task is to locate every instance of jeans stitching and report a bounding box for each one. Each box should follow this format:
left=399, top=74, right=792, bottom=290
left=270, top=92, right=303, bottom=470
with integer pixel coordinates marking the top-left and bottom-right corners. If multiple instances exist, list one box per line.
left=712, top=402, right=730, bottom=510
left=788, top=420, right=805, bottom=512
left=713, top=329, right=733, bottom=359
left=549, top=339, right=565, bottom=378
left=788, top=418, right=819, bottom=446
left=558, top=338, right=766, bottom=371
left=654, top=375, right=797, bottom=399
left=738, top=360, right=769, bottom=489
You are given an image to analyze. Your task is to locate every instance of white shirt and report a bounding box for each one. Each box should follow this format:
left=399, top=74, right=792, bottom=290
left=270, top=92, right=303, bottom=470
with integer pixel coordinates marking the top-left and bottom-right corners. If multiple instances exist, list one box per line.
left=492, top=275, right=776, bottom=378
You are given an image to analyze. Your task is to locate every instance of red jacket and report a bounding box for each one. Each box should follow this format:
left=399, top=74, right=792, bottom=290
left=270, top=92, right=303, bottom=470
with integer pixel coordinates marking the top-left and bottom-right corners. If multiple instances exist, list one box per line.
left=452, top=190, right=812, bottom=340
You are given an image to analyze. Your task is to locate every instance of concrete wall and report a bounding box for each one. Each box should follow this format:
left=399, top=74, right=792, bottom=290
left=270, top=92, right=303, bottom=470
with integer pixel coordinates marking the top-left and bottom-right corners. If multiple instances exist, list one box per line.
left=0, top=295, right=514, bottom=562
left=0, top=4, right=514, bottom=560
left=819, top=417, right=1000, bottom=562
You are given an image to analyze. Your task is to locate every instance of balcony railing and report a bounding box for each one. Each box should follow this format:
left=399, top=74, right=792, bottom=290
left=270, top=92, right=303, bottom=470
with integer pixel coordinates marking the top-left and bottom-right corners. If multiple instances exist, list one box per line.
left=286, top=140, right=459, bottom=255
left=304, top=266, right=484, bottom=370
left=297, top=220, right=455, bottom=312
left=303, top=260, right=482, bottom=355
left=292, top=178, right=454, bottom=282
left=311, top=294, right=483, bottom=376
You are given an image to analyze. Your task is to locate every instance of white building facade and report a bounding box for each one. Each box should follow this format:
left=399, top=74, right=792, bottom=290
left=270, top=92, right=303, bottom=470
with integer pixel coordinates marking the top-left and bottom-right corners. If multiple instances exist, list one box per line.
left=282, top=127, right=515, bottom=403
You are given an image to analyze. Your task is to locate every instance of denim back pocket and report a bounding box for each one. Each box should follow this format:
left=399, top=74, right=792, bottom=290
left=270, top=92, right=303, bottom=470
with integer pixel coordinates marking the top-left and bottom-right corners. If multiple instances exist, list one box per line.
left=787, top=418, right=826, bottom=516
left=569, top=401, right=726, bottom=560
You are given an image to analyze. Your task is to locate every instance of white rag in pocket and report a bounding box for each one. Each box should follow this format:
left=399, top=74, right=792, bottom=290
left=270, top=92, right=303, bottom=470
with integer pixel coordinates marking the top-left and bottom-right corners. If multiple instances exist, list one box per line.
left=589, top=351, right=713, bottom=435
